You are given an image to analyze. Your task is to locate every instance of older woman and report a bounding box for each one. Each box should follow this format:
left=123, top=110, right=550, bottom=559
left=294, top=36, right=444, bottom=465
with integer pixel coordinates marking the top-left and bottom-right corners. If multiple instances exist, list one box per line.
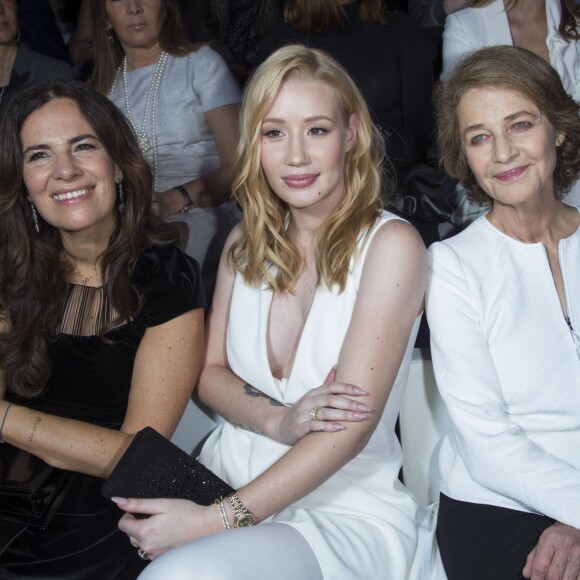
left=113, top=45, right=444, bottom=579
left=427, top=46, right=580, bottom=580
left=89, top=0, right=241, bottom=297
left=0, top=80, right=205, bottom=578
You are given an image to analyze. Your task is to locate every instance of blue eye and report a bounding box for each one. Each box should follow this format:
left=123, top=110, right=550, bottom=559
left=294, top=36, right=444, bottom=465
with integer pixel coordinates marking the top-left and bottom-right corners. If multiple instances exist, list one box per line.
left=469, top=134, right=489, bottom=146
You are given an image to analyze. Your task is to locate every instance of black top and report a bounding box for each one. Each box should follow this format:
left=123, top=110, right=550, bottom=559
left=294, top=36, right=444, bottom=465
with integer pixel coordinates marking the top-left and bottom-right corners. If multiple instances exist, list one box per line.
left=254, top=3, right=435, bottom=177
left=2, top=244, right=205, bottom=579
left=9, top=243, right=205, bottom=425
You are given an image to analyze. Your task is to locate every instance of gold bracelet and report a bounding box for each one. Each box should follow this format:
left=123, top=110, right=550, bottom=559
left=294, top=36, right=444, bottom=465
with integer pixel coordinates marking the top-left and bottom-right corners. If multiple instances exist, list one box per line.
left=214, top=499, right=231, bottom=530
left=227, top=493, right=255, bottom=528
left=28, top=416, right=42, bottom=442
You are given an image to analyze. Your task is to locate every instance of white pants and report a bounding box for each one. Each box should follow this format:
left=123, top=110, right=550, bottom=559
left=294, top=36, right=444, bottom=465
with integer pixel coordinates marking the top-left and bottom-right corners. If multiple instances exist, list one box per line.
left=138, top=523, right=324, bottom=580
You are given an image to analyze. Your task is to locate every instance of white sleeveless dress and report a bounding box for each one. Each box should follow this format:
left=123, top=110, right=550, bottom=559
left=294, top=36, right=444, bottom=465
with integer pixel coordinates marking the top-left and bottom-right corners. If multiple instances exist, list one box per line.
left=199, top=211, right=441, bottom=579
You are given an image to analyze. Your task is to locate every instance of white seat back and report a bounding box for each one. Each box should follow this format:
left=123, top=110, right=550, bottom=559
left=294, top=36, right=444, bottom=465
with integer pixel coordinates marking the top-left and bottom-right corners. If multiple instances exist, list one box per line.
left=400, top=348, right=452, bottom=507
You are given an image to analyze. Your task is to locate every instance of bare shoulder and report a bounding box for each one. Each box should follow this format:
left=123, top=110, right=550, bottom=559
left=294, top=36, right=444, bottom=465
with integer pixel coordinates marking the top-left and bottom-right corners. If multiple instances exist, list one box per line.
left=366, top=218, right=427, bottom=269
left=358, top=219, right=427, bottom=315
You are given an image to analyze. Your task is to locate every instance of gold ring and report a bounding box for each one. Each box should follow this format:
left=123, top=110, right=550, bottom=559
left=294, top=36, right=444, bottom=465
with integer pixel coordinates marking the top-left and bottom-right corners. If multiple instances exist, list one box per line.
left=137, top=547, right=150, bottom=561
left=129, top=535, right=139, bottom=548
left=309, top=406, right=323, bottom=421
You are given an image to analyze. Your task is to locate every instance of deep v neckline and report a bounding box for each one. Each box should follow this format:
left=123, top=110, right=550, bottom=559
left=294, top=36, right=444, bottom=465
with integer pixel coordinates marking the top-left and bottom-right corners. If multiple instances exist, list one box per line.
left=264, top=283, right=320, bottom=383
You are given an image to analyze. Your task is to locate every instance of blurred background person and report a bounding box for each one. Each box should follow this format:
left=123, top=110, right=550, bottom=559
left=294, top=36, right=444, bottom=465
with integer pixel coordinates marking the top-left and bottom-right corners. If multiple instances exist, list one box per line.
left=89, top=0, right=242, bottom=300
left=0, top=0, right=72, bottom=107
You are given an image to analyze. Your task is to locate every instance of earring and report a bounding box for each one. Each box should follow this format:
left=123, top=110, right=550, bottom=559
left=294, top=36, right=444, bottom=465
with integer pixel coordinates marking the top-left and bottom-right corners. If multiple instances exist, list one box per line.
left=106, top=27, right=114, bottom=43
left=29, top=201, right=40, bottom=234
left=118, top=182, right=125, bottom=213
left=15, top=28, right=21, bottom=43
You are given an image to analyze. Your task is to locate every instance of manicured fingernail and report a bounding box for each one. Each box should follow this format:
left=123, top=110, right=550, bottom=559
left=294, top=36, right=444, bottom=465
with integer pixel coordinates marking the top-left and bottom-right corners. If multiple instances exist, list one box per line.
left=357, top=404, right=372, bottom=412
left=111, top=497, right=128, bottom=505
left=353, top=412, right=368, bottom=420
left=353, top=387, right=368, bottom=395
left=332, top=423, right=346, bottom=430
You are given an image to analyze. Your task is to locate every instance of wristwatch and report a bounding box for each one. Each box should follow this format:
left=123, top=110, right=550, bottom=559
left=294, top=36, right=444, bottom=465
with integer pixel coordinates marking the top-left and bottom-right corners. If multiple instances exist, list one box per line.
left=174, top=185, right=194, bottom=213
left=227, top=493, right=255, bottom=528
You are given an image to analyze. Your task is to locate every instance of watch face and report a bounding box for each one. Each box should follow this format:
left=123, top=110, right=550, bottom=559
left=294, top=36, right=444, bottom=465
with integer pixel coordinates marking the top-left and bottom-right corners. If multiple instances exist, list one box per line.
left=236, top=513, right=254, bottom=527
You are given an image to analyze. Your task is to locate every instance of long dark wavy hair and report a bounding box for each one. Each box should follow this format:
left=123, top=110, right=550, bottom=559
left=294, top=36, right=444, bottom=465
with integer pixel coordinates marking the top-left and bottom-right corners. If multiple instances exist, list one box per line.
left=89, top=0, right=197, bottom=94
left=0, top=80, right=175, bottom=398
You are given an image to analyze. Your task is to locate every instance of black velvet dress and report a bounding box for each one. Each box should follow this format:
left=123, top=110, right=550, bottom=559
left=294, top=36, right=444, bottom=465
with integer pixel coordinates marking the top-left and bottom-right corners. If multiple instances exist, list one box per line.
left=1, top=244, right=206, bottom=580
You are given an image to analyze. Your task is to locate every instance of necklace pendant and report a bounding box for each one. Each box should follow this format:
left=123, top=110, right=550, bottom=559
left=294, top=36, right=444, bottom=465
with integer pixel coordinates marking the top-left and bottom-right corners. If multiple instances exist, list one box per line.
left=137, top=133, right=152, bottom=153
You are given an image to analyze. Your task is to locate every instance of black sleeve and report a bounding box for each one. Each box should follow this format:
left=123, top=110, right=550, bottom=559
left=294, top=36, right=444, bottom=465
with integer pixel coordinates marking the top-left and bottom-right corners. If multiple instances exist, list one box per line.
left=135, top=244, right=207, bottom=327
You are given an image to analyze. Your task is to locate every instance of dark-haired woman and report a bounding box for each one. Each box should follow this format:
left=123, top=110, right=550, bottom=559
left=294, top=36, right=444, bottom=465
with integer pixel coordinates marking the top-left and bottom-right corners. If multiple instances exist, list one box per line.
left=0, top=80, right=205, bottom=578
left=89, top=0, right=241, bottom=296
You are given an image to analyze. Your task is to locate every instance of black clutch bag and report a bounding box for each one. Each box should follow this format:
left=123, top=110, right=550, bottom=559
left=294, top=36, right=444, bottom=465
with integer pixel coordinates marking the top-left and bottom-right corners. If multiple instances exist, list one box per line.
left=0, top=444, right=73, bottom=529
left=101, top=427, right=234, bottom=507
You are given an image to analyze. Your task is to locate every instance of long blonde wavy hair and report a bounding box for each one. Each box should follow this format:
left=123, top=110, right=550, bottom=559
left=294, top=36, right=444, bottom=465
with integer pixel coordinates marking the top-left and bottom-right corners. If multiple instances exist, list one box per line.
left=230, top=45, right=386, bottom=294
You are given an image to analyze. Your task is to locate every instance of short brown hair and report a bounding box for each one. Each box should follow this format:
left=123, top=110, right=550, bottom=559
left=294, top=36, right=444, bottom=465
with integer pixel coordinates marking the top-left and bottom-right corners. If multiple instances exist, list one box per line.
left=435, top=46, right=580, bottom=205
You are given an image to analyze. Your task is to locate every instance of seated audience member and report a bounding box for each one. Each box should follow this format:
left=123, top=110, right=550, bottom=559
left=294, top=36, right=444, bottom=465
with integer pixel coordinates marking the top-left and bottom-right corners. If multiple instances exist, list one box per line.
left=254, top=0, right=435, bottom=190
left=113, top=45, right=445, bottom=580
left=17, top=0, right=71, bottom=64
left=0, top=0, right=72, bottom=107
left=407, top=0, right=475, bottom=75
left=89, top=0, right=242, bottom=299
left=0, top=80, right=205, bottom=578
left=442, top=0, right=580, bottom=103
left=427, top=46, right=580, bottom=580
left=180, top=0, right=283, bottom=83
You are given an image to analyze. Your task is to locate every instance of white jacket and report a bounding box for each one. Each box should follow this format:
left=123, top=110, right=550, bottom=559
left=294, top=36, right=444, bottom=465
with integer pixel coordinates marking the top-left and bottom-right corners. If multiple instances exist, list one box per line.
left=442, top=0, right=580, bottom=103
left=426, top=212, right=580, bottom=528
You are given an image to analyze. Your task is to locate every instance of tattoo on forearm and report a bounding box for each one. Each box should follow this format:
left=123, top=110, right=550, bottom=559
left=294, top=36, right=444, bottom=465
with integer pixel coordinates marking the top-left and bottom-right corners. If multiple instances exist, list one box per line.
left=230, top=420, right=263, bottom=436
left=243, top=383, right=284, bottom=406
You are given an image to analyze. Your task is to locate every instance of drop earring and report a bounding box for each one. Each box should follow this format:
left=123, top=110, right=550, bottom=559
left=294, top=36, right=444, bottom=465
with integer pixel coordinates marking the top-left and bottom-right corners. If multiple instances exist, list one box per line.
left=118, top=182, right=125, bottom=213
left=106, top=27, right=114, bottom=43
left=29, top=200, right=40, bottom=234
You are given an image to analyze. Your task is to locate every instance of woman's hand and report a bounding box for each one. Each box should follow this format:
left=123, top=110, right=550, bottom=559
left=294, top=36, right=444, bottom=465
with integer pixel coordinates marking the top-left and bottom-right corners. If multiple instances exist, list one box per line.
left=523, top=523, right=580, bottom=580
left=115, top=497, right=222, bottom=561
left=266, top=367, right=373, bottom=446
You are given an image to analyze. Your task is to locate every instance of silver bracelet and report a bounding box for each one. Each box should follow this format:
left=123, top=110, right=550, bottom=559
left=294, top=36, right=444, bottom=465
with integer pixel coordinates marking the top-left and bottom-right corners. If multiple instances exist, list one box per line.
left=0, top=402, right=13, bottom=443
left=214, top=499, right=231, bottom=530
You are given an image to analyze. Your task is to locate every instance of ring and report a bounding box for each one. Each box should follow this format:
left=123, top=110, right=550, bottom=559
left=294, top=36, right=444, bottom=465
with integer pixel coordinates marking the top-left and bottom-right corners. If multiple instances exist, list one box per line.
left=137, top=547, right=150, bottom=561
left=309, top=406, right=323, bottom=421
left=129, top=535, right=138, bottom=548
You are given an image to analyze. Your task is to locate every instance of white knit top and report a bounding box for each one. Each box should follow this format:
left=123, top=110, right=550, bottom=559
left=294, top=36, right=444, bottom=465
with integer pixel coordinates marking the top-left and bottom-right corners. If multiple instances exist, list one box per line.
left=426, top=211, right=580, bottom=528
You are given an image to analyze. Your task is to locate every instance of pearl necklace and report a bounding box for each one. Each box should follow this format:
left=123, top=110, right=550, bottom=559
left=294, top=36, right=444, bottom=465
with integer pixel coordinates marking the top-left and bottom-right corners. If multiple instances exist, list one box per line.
left=110, top=51, right=168, bottom=190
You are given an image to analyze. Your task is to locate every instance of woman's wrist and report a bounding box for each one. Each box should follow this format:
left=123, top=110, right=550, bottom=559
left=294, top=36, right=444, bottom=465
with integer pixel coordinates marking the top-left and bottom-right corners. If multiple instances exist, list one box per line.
left=173, top=185, right=194, bottom=213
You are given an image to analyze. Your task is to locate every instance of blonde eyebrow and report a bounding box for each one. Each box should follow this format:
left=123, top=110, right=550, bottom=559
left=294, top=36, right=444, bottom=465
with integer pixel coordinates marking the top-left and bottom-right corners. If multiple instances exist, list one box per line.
left=262, top=115, right=335, bottom=124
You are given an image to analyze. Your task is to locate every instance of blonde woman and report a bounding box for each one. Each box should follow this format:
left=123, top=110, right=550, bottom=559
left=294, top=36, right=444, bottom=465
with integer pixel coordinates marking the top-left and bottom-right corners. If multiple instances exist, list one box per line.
left=114, top=45, right=442, bottom=579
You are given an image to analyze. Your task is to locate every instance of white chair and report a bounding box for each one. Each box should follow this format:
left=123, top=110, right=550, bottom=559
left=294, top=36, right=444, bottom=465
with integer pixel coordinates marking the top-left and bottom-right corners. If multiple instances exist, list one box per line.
left=171, top=397, right=218, bottom=456
left=399, top=348, right=452, bottom=507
